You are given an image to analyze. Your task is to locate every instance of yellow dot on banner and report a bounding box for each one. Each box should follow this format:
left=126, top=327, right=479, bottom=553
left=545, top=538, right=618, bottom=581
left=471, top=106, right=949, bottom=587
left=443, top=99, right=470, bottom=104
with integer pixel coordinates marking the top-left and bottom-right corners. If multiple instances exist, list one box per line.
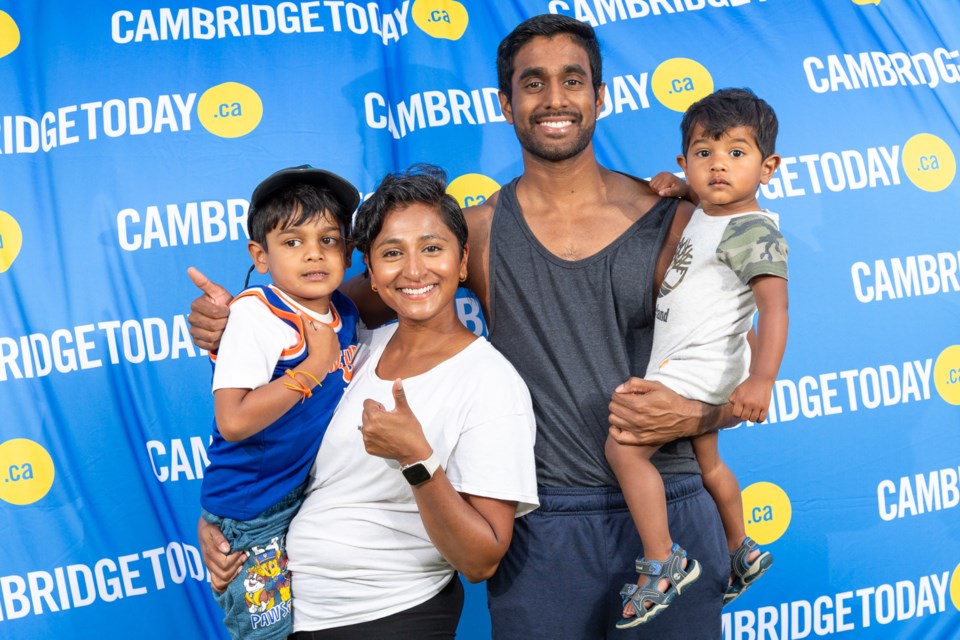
left=651, top=58, right=714, bottom=113
left=851, top=0, right=880, bottom=5
left=741, top=481, right=792, bottom=545
left=901, top=133, right=956, bottom=192
left=0, top=210, right=23, bottom=273
left=446, top=173, right=500, bottom=209
left=197, top=82, right=263, bottom=139
left=0, top=11, right=20, bottom=59
left=0, top=439, right=55, bottom=505
left=934, top=345, right=960, bottom=405
left=950, top=563, right=960, bottom=612
left=411, top=0, right=469, bottom=41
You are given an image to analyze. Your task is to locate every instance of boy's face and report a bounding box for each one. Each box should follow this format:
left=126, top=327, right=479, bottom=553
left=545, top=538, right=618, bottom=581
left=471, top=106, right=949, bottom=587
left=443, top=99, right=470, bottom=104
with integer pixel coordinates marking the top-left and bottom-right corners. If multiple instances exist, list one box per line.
left=247, top=210, right=347, bottom=315
left=677, top=123, right=781, bottom=216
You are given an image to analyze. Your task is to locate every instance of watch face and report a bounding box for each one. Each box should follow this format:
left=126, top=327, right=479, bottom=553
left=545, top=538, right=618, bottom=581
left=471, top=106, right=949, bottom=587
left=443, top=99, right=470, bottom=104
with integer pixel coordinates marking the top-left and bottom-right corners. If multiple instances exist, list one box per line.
left=402, top=463, right=431, bottom=486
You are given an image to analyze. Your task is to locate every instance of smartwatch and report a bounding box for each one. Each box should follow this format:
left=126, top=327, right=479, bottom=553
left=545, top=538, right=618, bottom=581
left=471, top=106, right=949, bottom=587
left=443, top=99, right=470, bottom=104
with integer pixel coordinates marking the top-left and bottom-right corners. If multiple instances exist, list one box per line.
left=400, top=451, right=441, bottom=486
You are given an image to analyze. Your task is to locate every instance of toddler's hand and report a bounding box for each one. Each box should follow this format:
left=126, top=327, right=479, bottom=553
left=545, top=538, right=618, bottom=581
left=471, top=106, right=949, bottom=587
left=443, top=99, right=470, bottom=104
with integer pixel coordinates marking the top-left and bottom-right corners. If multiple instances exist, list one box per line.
left=729, top=376, right=773, bottom=423
left=649, top=172, right=688, bottom=199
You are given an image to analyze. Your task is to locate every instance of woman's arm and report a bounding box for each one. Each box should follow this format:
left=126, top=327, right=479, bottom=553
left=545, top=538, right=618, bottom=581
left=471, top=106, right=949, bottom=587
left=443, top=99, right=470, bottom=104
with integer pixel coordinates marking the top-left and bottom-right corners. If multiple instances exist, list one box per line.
left=359, top=379, right=519, bottom=582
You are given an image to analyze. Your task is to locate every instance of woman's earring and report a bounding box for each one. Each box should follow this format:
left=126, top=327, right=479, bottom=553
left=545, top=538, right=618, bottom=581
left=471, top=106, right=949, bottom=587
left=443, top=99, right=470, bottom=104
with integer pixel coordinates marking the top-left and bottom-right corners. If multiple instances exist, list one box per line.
left=371, top=282, right=378, bottom=292
left=459, top=271, right=467, bottom=283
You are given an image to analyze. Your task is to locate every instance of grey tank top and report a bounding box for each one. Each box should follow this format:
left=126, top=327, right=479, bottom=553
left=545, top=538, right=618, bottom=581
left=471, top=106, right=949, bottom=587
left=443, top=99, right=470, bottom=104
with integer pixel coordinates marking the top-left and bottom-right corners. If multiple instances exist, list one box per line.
left=488, top=177, right=699, bottom=488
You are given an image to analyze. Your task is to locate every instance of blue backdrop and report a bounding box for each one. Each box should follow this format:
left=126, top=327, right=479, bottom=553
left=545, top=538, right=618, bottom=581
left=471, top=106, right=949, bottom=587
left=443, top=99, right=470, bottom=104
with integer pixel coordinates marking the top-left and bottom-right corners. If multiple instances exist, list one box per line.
left=2, top=1, right=959, bottom=638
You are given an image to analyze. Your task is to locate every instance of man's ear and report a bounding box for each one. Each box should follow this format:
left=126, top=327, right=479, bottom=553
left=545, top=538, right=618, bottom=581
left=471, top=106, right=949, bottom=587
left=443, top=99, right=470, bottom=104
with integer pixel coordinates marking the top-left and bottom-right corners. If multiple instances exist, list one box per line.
left=498, top=91, right=514, bottom=125
left=759, top=154, right=782, bottom=185
left=595, top=82, right=606, bottom=113
left=248, top=241, right=270, bottom=274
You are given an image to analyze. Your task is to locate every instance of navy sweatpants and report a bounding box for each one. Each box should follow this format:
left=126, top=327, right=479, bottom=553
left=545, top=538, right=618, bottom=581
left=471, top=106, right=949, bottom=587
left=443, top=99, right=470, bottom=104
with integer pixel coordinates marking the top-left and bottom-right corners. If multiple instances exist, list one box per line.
left=487, top=475, right=727, bottom=640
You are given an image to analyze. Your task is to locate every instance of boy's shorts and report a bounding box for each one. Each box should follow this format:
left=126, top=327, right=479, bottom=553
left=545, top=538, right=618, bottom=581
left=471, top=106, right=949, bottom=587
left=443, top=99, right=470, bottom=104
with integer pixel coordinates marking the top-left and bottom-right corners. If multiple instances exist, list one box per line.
left=487, top=475, right=728, bottom=640
left=201, top=482, right=306, bottom=640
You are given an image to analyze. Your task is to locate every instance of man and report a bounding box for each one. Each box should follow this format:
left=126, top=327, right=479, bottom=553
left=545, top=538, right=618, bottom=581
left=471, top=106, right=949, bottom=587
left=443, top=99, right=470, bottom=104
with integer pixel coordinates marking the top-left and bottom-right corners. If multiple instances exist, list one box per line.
left=190, top=14, right=733, bottom=639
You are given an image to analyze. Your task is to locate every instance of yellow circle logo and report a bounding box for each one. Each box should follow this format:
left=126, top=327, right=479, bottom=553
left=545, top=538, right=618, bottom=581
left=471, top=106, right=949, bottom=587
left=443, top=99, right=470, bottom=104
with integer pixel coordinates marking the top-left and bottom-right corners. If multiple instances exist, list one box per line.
left=851, top=0, right=880, bottom=5
left=741, top=481, right=792, bottom=545
left=412, top=0, right=469, bottom=41
left=0, top=11, right=20, bottom=59
left=0, top=439, right=55, bottom=505
left=197, top=82, right=263, bottom=138
left=651, top=58, right=714, bottom=113
left=0, top=210, right=23, bottom=273
left=446, top=173, right=500, bottom=208
left=950, top=563, right=960, bottom=612
left=934, top=345, right=960, bottom=405
left=902, top=133, right=956, bottom=192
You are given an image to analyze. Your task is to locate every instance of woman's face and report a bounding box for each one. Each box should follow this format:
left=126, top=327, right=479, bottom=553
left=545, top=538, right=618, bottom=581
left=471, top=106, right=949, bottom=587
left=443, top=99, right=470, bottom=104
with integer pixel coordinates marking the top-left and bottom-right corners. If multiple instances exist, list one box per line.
left=365, top=202, right=467, bottom=327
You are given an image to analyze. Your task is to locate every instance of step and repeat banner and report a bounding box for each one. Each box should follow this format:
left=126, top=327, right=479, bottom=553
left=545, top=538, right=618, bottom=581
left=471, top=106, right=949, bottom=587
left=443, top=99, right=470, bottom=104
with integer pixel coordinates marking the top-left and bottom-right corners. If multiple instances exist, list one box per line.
left=2, top=1, right=959, bottom=638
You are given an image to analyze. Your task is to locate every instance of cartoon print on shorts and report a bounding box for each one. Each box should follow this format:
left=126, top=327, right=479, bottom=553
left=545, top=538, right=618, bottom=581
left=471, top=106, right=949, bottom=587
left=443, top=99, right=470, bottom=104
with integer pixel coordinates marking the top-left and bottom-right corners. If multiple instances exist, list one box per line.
left=245, top=536, right=293, bottom=629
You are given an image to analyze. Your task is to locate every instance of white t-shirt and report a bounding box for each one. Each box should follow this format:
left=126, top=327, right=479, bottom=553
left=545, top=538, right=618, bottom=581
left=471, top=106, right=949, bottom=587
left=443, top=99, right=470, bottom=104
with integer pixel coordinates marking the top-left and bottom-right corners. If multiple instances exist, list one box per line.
left=286, top=323, right=539, bottom=631
left=212, top=285, right=335, bottom=392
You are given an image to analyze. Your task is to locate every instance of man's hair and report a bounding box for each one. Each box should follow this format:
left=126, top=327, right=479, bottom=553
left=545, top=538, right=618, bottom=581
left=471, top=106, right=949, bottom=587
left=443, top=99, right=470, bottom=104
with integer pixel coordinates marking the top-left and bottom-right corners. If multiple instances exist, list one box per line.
left=353, top=164, right=468, bottom=258
left=496, top=14, right=602, bottom=101
left=247, top=184, right=350, bottom=247
left=680, top=88, right=779, bottom=158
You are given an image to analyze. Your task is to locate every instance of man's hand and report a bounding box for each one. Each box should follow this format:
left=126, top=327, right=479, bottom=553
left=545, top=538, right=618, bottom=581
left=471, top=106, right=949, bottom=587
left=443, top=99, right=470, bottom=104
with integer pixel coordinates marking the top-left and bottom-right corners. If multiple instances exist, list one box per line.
left=197, top=517, right=247, bottom=592
left=187, top=267, right=232, bottom=351
left=608, top=377, right=709, bottom=446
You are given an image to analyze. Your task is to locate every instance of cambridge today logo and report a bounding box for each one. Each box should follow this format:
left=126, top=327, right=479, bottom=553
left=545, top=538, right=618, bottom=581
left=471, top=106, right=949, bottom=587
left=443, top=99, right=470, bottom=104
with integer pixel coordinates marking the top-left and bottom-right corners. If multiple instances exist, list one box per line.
left=0, top=210, right=23, bottom=272
left=650, top=57, right=713, bottom=113
left=197, top=82, right=263, bottom=138
left=447, top=173, right=499, bottom=208
left=0, top=439, right=55, bottom=505
left=412, top=0, right=468, bottom=41
left=901, top=133, right=956, bottom=192
left=0, top=10, right=19, bottom=58
left=933, top=345, right=960, bottom=406
left=741, top=481, right=792, bottom=546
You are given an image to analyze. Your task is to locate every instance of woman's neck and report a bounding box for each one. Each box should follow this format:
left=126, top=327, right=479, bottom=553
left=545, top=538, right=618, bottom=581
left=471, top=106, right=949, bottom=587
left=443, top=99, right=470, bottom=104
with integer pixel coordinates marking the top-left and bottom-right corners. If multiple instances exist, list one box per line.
left=376, top=313, right=477, bottom=380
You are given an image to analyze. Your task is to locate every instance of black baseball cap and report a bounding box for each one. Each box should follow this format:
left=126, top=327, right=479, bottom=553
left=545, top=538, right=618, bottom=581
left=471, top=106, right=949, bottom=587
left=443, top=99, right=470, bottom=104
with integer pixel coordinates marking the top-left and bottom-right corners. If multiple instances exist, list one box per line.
left=250, top=164, right=360, bottom=214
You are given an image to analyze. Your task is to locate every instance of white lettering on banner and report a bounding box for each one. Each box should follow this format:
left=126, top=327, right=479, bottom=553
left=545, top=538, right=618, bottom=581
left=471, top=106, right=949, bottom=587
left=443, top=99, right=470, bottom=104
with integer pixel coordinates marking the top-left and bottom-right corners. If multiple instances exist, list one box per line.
left=850, top=251, right=960, bottom=303
left=0, top=95, right=196, bottom=155
left=761, top=146, right=900, bottom=200
left=364, top=73, right=649, bottom=139
left=804, top=48, right=960, bottom=94
left=0, top=542, right=207, bottom=621
left=738, top=359, right=933, bottom=426
left=364, top=87, right=505, bottom=139
left=0, top=316, right=203, bottom=382
left=117, top=199, right=249, bottom=251
left=147, top=437, right=211, bottom=482
left=721, top=571, right=950, bottom=639
left=547, top=0, right=756, bottom=28
left=112, top=2, right=410, bottom=46
left=877, top=465, right=960, bottom=521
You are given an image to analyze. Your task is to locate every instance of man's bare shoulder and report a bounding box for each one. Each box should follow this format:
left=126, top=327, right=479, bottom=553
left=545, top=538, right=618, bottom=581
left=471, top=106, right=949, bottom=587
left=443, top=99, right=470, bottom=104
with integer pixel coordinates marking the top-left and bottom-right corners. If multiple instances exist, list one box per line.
left=463, top=190, right=499, bottom=242
left=605, top=169, right=661, bottom=210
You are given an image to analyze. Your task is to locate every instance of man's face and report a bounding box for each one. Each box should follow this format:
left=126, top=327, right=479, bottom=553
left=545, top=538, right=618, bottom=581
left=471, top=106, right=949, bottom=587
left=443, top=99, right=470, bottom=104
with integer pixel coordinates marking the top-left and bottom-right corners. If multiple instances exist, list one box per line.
left=500, top=34, right=605, bottom=163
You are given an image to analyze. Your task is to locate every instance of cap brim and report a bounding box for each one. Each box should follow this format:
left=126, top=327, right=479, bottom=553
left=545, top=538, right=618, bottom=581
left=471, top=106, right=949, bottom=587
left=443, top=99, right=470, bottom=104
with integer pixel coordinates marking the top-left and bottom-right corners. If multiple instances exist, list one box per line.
left=250, top=165, right=360, bottom=213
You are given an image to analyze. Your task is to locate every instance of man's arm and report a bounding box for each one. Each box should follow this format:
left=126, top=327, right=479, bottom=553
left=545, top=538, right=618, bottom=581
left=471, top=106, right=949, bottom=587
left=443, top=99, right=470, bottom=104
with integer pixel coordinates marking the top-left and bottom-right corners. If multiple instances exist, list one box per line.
left=607, top=378, right=739, bottom=446
left=198, top=518, right=247, bottom=592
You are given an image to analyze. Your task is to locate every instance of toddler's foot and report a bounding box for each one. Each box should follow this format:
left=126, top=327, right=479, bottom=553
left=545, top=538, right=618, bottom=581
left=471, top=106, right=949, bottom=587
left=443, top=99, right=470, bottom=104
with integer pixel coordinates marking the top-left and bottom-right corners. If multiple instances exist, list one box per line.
left=616, top=544, right=701, bottom=629
left=723, top=537, right=773, bottom=606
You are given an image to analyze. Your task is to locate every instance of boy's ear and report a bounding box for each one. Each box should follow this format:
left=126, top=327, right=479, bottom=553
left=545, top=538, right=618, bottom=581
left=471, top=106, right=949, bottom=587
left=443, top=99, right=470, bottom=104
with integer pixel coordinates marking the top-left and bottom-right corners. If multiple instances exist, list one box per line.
left=248, top=241, right=270, bottom=274
left=759, top=153, right=782, bottom=185
left=343, top=238, right=355, bottom=269
left=676, top=154, right=687, bottom=173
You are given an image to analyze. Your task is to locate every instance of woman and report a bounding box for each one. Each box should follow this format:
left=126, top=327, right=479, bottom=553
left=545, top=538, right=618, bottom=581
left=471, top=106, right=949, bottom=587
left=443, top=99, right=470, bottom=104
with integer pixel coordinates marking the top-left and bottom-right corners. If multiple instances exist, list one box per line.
left=197, top=166, right=538, bottom=638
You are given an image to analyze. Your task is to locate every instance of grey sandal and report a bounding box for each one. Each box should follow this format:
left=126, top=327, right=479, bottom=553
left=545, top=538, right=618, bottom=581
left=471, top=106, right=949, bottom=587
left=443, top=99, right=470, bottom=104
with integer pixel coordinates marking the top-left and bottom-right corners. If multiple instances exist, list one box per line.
left=616, top=543, right=702, bottom=629
left=723, top=537, right=773, bottom=605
